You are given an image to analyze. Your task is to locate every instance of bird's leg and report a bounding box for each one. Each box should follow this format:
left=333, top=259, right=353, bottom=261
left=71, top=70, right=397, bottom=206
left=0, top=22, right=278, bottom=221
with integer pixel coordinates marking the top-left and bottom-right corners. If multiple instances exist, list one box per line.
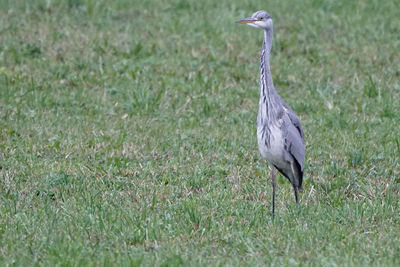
left=271, top=167, right=276, bottom=216
left=290, top=161, right=299, bottom=205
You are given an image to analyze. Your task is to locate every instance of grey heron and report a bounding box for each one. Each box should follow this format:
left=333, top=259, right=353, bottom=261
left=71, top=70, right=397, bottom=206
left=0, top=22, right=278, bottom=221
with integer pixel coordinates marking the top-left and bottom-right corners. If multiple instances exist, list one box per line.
left=236, top=11, right=305, bottom=215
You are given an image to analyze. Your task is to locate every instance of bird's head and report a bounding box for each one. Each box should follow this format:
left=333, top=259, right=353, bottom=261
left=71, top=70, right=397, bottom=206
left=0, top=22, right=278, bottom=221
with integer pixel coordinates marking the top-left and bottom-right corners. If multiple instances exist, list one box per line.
left=236, top=10, right=272, bottom=30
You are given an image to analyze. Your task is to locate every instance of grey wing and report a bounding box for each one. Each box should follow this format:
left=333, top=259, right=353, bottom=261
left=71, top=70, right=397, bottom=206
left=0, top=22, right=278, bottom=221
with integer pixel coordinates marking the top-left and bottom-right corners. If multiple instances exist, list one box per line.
left=282, top=101, right=304, bottom=139
left=282, top=116, right=305, bottom=172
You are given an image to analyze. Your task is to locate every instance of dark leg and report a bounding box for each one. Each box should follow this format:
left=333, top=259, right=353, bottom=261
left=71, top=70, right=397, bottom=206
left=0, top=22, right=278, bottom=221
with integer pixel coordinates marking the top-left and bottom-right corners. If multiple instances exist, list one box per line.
left=271, top=168, right=276, bottom=217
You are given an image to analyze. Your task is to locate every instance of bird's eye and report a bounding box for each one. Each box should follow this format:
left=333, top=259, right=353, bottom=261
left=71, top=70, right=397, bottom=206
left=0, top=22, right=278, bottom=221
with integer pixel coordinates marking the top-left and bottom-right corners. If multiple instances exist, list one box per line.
left=259, top=17, right=263, bottom=20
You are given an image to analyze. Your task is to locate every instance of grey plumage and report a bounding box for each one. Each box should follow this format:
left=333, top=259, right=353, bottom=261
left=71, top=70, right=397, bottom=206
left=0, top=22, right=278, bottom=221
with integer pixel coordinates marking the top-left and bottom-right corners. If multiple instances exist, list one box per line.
left=236, top=11, right=305, bottom=215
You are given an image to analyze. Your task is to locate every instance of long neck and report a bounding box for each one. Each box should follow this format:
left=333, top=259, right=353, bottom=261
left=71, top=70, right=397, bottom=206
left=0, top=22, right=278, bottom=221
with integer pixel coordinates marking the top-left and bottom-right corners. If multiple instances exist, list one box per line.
left=260, top=28, right=275, bottom=98
left=258, top=27, right=281, bottom=130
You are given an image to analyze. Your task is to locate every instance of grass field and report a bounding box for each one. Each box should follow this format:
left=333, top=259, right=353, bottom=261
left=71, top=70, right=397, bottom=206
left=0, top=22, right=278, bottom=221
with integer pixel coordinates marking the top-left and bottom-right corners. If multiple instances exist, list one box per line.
left=1, top=0, right=400, bottom=265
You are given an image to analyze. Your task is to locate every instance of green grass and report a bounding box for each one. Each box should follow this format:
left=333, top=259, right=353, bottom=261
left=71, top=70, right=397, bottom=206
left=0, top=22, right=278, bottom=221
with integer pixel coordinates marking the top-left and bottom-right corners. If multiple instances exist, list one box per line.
left=1, top=0, right=399, bottom=265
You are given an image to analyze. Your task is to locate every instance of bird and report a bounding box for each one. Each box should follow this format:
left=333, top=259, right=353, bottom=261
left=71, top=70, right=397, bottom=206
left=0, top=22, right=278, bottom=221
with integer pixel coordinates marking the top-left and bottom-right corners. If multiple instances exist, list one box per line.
left=236, top=11, right=305, bottom=215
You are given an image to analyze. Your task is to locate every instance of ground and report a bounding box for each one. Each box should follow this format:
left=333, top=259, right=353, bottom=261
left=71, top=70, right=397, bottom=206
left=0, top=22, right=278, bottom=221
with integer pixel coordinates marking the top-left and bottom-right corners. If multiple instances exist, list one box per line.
left=0, top=0, right=399, bottom=266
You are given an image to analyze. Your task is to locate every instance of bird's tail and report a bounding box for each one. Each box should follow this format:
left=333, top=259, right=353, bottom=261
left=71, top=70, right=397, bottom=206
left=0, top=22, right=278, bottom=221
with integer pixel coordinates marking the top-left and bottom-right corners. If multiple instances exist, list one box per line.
left=292, top=161, right=303, bottom=192
left=298, top=170, right=303, bottom=191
